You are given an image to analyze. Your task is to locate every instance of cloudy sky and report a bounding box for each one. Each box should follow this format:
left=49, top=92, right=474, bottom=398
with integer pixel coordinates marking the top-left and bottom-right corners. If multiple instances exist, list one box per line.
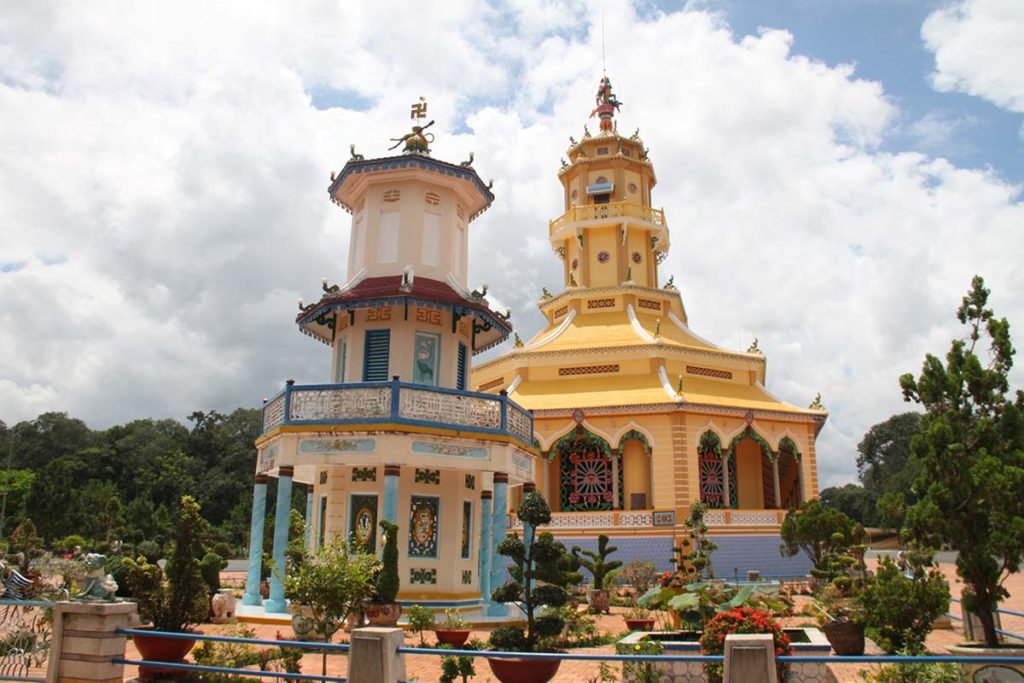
left=1, top=0, right=1022, bottom=488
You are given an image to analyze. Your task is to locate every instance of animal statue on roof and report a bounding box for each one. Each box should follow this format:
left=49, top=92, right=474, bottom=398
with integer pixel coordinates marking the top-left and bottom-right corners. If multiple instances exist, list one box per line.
left=389, top=120, right=435, bottom=154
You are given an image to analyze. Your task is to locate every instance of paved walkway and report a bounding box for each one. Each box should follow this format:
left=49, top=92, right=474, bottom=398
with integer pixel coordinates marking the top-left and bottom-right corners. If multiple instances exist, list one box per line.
left=121, top=559, right=1024, bottom=682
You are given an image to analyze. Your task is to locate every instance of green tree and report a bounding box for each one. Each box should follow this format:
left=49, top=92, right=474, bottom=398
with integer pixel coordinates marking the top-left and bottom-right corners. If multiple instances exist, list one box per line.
left=818, top=483, right=872, bottom=525
left=856, top=412, right=922, bottom=502
left=900, top=275, right=1024, bottom=647
left=858, top=551, right=949, bottom=654
left=780, top=499, right=855, bottom=571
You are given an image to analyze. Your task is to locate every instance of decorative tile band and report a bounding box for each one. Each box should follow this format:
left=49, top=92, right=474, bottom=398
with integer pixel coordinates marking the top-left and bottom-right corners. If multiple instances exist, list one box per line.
left=412, top=441, right=490, bottom=460
left=299, top=438, right=377, bottom=454
left=553, top=306, right=569, bottom=319
left=478, top=377, right=505, bottom=392
left=686, top=365, right=733, bottom=381
left=416, top=308, right=442, bottom=326
left=587, top=298, right=616, bottom=309
left=638, top=298, right=662, bottom=311
left=462, top=570, right=472, bottom=585
left=558, top=364, right=620, bottom=376
left=465, top=474, right=476, bottom=490
left=352, top=467, right=377, bottom=482
left=414, top=468, right=441, bottom=485
left=410, top=568, right=437, bottom=585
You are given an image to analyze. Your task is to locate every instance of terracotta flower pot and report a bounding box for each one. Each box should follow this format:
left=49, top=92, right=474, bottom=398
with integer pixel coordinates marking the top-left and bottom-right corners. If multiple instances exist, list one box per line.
left=487, top=656, right=562, bottom=683
left=587, top=588, right=611, bottom=614
left=822, top=621, right=865, bottom=656
left=435, top=629, right=471, bottom=647
left=364, top=602, right=402, bottom=626
left=624, top=618, right=655, bottom=631
left=132, top=627, right=200, bottom=681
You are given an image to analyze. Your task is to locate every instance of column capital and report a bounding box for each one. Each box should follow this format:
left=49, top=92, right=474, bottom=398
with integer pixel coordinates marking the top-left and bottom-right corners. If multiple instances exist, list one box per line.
left=481, top=490, right=493, bottom=500
left=522, top=482, right=536, bottom=494
left=307, top=483, right=315, bottom=493
left=254, top=474, right=270, bottom=485
left=493, top=472, right=509, bottom=484
left=278, top=465, right=295, bottom=477
left=384, top=464, right=401, bottom=477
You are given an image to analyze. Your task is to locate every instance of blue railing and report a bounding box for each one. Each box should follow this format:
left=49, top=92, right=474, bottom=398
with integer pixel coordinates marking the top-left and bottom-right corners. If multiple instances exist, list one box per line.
left=260, top=378, right=535, bottom=448
left=945, top=598, right=1024, bottom=642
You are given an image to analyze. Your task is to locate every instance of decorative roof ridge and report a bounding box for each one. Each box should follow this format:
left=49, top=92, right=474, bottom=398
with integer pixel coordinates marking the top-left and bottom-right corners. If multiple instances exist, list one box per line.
left=537, top=283, right=680, bottom=312
left=527, top=401, right=826, bottom=422
left=472, top=341, right=768, bottom=374
left=328, top=154, right=494, bottom=216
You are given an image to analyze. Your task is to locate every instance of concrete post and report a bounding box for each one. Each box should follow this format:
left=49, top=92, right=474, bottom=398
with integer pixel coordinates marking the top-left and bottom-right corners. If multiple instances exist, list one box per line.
left=242, top=474, right=269, bottom=606
left=347, top=627, right=406, bottom=683
left=487, top=472, right=509, bottom=616
left=383, top=464, right=400, bottom=524
left=265, top=465, right=294, bottom=613
left=478, top=490, right=493, bottom=605
left=723, top=633, right=777, bottom=683
left=304, top=484, right=314, bottom=550
left=46, top=601, right=137, bottom=683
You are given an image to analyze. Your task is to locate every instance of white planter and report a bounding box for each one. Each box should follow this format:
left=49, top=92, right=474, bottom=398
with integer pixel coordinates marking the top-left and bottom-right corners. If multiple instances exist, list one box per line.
left=946, top=644, right=1024, bottom=682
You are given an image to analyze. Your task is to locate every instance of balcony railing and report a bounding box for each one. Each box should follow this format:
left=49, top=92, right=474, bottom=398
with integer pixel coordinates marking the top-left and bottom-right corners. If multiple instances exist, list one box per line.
left=259, top=378, right=534, bottom=447
left=507, top=508, right=786, bottom=530
left=549, top=200, right=667, bottom=235
left=703, top=509, right=786, bottom=526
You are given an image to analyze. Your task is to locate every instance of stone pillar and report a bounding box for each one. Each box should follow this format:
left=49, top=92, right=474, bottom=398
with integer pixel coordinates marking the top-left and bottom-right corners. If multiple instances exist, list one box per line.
left=304, top=484, right=314, bottom=550
left=383, top=465, right=400, bottom=524
left=265, top=465, right=294, bottom=613
left=487, top=472, right=509, bottom=616
left=46, top=601, right=137, bottom=683
left=242, top=474, right=269, bottom=606
left=348, top=627, right=406, bottom=683
left=722, top=455, right=731, bottom=508
left=772, top=460, right=781, bottom=509
left=478, top=490, right=493, bottom=605
left=723, top=633, right=777, bottom=683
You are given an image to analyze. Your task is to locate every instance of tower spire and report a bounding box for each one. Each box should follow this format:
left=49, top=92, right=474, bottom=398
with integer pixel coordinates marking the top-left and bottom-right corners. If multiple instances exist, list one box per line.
left=590, top=75, right=622, bottom=133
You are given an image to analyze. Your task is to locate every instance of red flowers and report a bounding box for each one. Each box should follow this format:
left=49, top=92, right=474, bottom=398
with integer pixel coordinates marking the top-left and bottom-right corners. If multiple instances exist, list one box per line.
left=699, top=607, right=791, bottom=683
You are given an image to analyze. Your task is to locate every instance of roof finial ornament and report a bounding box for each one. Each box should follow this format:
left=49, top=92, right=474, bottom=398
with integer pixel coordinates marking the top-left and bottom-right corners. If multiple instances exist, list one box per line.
left=390, top=98, right=434, bottom=154
left=590, top=75, right=622, bottom=133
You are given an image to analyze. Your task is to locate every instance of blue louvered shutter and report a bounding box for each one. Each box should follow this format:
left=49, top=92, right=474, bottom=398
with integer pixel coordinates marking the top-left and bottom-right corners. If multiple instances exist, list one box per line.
left=457, top=343, right=467, bottom=390
left=363, top=330, right=390, bottom=381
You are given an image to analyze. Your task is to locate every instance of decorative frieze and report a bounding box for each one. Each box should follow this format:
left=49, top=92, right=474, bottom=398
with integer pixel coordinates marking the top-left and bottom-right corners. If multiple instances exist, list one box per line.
left=412, top=442, right=488, bottom=460
left=465, top=474, right=476, bottom=490
left=478, top=377, right=505, bottom=392
left=352, top=467, right=377, bottom=482
left=687, top=365, right=733, bottom=381
left=553, top=305, right=569, bottom=319
left=300, top=438, right=377, bottom=454
left=638, top=298, right=661, bottom=311
left=410, top=568, right=437, bottom=585
left=416, top=308, right=442, bottom=326
left=587, top=298, right=615, bottom=309
left=462, top=570, right=472, bottom=585
left=414, top=468, right=441, bottom=485
left=366, top=306, right=392, bottom=322
left=558, top=364, right=619, bottom=376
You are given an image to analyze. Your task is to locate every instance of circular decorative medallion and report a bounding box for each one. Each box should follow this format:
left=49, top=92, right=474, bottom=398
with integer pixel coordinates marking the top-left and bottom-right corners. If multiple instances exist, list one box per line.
left=632, top=251, right=642, bottom=264
left=573, top=408, right=585, bottom=424
left=628, top=182, right=638, bottom=193
left=598, top=251, right=610, bottom=263
left=745, top=410, right=755, bottom=425
left=354, top=507, right=374, bottom=544
left=571, top=258, right=578, bottom=270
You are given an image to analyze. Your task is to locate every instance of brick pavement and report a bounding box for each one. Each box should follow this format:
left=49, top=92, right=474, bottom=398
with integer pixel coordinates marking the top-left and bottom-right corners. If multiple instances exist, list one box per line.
left=121, top=559, right=1024, bottom=682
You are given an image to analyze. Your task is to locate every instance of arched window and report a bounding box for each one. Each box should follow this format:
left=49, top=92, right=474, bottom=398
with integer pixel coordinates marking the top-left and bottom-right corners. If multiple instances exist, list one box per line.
left=552, top=427, right=619, bottom=511
left=699, top=431, right=732, bottom=508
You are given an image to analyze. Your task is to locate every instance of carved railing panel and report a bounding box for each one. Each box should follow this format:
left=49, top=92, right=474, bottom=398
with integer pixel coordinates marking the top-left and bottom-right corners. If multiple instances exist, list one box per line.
left=0, top=600, right=52, bottom=681
left=288, top=387, right=392, bottom=422
left=261, top=394, right=285, bottom=433
left=398, top=388, right=501, bottom=431
left=549, top=201, right=667, bottom=234
left=506, top=405, right=533, bottom=445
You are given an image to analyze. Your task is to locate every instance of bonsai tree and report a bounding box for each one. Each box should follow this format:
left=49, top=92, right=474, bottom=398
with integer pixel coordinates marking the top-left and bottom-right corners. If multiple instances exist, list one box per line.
left=780, top=499, right=856, bottom=574
left=900, top=275, right=1024, bottom=648
left=122, top=496, right=210, bottom=632
left=572, top=534, right=622, bottom=591
left=858, top=550, right=949, bottom=654
left=199, top=551, right=227, bottom=594
left=677, top=502, right=718, bottom=579
left=283, top=537, right=378, bottom=674
left=373, top=520, right=399, bottom=604
left=489, top=492, right=577, bottom=652
left=405, top=604, right=435, bottom=646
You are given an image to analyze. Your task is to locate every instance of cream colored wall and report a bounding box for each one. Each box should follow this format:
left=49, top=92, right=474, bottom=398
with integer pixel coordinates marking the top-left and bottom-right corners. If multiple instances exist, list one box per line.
left=621, top=440, right=651, bottom=509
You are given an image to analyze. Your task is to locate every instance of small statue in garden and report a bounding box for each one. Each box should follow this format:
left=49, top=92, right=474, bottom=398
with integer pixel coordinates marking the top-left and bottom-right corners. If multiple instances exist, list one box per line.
left=75, top=554, right=119, bottom=602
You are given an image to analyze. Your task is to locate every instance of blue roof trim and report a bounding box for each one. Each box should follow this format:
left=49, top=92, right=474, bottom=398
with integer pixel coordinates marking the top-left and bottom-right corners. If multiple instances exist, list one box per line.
left=328, top=155, right=494, bottom=212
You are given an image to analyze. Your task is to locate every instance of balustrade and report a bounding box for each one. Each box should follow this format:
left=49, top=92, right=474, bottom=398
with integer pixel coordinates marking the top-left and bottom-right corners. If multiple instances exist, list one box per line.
left=549, top=200, right=667, bottom=234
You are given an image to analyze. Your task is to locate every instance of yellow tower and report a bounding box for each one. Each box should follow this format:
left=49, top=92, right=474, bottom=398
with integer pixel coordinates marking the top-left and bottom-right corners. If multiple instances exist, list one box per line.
left=472, top=76, right=827, bottom=577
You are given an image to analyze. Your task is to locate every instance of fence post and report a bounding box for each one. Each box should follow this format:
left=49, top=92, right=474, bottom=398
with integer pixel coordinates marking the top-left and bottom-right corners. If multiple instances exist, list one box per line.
left=347, top=627, right=405, bottom=683
left=722, top=633, right=777, bottom=683
left=46, top=601, right=137, bottom=683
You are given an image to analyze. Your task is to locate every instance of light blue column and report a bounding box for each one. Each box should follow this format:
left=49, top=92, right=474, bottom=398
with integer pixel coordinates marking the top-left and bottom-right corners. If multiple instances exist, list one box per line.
left=265, top=466, right=294, bottom=613
left=487, top=473, right=509, bottom=616
left=478, top=490, right=493, bottom=605
left=304, top=484, right=314, bottom=551
left=242, top=475, right=269, bottom=606
left=383, top=465, right=400, bottom=523
left=521, top=483, right=536, bottom=596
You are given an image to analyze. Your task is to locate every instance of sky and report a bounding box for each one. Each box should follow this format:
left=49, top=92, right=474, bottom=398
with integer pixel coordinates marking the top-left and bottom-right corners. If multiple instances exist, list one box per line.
left=1, top=0, right=1022, bottom=489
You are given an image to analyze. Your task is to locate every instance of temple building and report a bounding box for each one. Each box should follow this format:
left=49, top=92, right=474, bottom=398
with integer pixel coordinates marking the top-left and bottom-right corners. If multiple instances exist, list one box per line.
left=243, top=109, right=537, bottom=616
left=471, top=77, right=827, bottom=576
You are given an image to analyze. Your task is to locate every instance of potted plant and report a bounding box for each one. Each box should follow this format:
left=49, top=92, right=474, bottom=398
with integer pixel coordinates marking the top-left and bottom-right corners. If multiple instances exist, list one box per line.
left=623, top=603, right=655, bottom=632
left=488, top=491, right=580, bottom=683
left=572, top=535, right=622, bottom=614
left=282, top=536, right=378, bottom=675
left=405, top=604, right=435, bottom=646
left=434, top=608, right=472, bottom=647
left=365, top=520, right=402, bottom=626
left=900, top=276, right=1024, bottom=676
left=122, top=496, right=211, bottom=681
left=700, top=607, right=791, bottom=683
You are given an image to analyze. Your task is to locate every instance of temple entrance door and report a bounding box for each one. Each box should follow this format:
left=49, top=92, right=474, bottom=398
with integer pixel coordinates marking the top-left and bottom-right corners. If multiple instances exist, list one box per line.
left=733, top=437, right=768, bottom=508
left=621, top=439, right=651, bottom=509
left=777, top=448, right=801, bottom=509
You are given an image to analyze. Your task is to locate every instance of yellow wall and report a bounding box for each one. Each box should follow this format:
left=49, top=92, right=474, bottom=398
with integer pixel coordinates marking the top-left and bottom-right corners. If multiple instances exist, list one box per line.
left=734, top=438, right=765, bottom=508
left=588, top=226, right=618, bottom=287
left=622, top=439, right=651, bottom=509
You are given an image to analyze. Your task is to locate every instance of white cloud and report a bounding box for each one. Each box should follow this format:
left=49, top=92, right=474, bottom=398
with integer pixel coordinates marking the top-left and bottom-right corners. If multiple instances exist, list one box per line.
left=1, top=1, right=1022, bottom=490
left=923, top=0, right=1024, bottom=114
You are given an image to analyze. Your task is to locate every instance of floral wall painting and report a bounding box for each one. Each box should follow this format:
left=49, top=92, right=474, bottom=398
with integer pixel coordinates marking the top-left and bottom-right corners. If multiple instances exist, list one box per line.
left=349, top=494, right=378, bottom=553
left=413, top=332, right=441, bottom=386
left=408, top=495, right=440, bottom=557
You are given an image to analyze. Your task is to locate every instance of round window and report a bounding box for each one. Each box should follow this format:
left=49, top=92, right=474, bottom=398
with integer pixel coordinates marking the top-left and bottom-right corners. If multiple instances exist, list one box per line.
left=572, top=258, right=578, bottom=270
left=598, top=251, right=610, bottom=263
left=632, top=251, right=642, bottom=264
left=628, top=182, right=638, bottom=194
